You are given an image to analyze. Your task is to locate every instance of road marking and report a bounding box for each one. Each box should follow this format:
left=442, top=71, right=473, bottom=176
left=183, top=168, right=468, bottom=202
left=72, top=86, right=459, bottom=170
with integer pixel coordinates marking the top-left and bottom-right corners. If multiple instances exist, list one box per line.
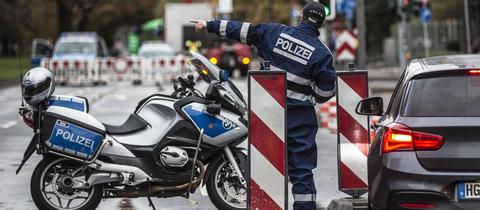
left=0, top=120, right=17, bottom=129
left=200, top=184, right=208, bottom=196
left=118, top=198, right=137, bottom=210
left=114, top=94, right=127, bottom=101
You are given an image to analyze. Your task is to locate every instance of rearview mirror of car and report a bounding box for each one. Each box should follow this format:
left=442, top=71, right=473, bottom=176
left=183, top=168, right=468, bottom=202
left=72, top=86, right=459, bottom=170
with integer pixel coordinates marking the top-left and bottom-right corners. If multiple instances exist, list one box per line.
left=356, top=97, right=384, bottom=116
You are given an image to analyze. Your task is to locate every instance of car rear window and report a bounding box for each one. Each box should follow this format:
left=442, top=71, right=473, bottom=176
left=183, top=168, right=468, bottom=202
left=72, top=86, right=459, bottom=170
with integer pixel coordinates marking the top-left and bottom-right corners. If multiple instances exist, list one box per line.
left=403, top=75, right=480, bottom=117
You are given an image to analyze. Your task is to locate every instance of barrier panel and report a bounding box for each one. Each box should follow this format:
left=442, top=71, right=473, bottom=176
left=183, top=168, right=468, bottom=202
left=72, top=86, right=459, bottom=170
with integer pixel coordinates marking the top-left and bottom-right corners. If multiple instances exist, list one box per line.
left=318, top=100, right=337, bottom=134
left=40, top=55, right=190, bottom=86
left=336, top=70, right=370, bottom=197
left=248, top=71, right=288, bottom=210
left=41, top=59, right=91, bottom=85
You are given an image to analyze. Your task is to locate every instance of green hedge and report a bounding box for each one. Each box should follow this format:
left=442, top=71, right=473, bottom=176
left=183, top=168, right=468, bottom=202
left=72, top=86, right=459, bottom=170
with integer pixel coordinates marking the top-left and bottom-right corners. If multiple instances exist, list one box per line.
left=0, top=57, right=30, bottom=81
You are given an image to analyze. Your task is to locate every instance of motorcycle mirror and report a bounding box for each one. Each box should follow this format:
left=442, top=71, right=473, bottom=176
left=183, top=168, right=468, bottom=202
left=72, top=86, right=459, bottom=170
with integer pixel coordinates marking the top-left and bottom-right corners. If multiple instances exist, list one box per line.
left=186, top=75, right=195, bottom=87
left=219, top=70, right=229, bottom=82
left=173, top=81, right=178, bottom=91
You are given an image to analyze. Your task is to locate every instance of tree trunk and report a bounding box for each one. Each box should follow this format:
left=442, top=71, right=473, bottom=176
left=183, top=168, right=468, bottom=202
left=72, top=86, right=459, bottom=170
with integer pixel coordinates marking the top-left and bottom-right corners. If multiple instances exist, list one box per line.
left=56, top=0, right=72, bottom=33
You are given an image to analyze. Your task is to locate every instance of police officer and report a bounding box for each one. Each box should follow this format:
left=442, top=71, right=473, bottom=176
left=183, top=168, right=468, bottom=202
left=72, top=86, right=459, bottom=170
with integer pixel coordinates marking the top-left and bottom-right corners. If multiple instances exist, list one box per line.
left=192, top=2, right=335, bottom=209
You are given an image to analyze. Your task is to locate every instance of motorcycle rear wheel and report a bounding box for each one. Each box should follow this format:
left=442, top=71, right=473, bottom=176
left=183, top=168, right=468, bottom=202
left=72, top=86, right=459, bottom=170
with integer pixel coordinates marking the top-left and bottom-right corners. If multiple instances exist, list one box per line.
left=30, top=156, right=102, bottom=210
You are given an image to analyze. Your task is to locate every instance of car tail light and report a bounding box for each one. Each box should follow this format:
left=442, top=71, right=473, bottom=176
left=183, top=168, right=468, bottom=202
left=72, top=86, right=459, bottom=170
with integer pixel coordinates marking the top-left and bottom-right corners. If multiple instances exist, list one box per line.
left=383, top=123, right=414, bottom=153
left=398, top=203, right=437, bottom=209
left=382, top=123, right=444, bottom=154
left=412, top=130, right=444, bottom=150
left=468, top=69, right=480, bottom=74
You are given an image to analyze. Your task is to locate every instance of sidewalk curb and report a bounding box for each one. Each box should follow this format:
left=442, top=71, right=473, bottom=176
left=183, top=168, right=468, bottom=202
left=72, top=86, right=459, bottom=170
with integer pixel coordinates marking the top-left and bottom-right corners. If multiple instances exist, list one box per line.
left=327, top=197, right=368, bottom=210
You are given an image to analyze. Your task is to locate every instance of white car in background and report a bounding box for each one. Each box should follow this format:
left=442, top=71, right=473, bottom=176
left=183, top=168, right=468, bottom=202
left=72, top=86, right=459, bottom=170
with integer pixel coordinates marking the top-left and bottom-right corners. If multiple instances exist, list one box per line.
left=53, top=32, right=109, bottom=60
left=138, top=41, right=175, bottom=58
left=137, top=41, right=183, bottom=86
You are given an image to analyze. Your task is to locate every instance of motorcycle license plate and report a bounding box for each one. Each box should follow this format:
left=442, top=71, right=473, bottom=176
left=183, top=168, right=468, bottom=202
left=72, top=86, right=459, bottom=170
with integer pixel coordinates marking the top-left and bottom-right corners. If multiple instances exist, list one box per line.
left=457, top=182, right=480, bottom=200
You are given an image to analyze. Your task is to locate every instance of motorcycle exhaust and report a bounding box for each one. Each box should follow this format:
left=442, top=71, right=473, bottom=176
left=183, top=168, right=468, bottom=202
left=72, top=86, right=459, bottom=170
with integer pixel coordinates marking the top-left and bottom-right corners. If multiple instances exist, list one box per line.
left=87, top=160, right=152, bottom=186
left=87, top=172, right=123, bottom=187
left=115, top=160, right=205, bottom=198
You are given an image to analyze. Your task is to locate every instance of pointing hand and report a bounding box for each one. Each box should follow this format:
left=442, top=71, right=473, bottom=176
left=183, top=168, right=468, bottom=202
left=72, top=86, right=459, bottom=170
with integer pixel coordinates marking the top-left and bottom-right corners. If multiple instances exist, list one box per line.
left=190, top=20, right=207, bottom=33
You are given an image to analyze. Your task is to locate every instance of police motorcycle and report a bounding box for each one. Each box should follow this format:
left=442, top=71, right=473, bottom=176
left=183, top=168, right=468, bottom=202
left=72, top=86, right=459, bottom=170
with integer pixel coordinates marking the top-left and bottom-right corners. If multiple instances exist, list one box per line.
left=17, top=51, right=248, bottom=210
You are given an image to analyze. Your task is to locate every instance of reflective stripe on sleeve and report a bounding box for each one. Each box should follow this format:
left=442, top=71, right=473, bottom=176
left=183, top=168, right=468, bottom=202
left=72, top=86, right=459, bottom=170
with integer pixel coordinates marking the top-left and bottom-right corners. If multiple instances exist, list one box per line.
left=313, top=84, right=336, bottom=97
left=293, top=194, right=316, bottom=202
left=219, top=20, right=228, bottom=37
left=240, top=22, right=251, bottom=43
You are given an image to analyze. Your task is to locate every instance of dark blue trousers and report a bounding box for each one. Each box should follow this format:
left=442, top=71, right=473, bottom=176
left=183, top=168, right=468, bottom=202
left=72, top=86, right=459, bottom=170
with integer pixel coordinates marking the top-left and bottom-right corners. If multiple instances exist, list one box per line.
left=287, top=106, right=318, bottom=210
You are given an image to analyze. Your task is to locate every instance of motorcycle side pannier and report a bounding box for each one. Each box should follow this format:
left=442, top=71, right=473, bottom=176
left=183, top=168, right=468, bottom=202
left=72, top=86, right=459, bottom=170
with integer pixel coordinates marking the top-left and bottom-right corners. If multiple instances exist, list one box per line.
left=48, top=95, right=89, bottom=113
left=42, top=106, right=106, bottom=160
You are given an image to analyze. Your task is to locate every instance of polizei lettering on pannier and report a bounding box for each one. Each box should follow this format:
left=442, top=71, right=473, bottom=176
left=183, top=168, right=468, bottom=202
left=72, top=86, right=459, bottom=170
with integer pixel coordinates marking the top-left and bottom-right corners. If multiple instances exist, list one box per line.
left=55, top=127, right=95, bottom=149
left=47, top=120, right=104, bottom=159
left=273, top=33, right=315, bottom=65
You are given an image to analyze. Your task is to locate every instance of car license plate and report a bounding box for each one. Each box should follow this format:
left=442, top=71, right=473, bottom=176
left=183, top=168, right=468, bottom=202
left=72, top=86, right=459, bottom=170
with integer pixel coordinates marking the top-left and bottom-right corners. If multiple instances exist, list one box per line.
left=458, top=182, right=480, bottom=200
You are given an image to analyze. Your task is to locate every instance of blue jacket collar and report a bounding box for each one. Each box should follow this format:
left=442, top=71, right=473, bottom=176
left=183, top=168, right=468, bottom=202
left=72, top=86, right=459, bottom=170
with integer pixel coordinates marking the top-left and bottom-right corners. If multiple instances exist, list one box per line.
left=295, top=22, right=320, bottom=37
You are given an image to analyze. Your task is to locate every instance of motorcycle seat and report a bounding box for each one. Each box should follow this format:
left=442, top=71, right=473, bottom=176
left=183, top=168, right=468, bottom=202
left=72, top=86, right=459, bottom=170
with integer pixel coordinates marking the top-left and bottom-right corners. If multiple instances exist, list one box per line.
left=103, top=114, right=148, bottom=135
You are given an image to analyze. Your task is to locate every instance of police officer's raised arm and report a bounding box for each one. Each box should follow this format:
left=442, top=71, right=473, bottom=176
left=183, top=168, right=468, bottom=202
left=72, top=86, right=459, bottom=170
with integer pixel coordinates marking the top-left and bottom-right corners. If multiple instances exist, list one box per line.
left=191, top=19, right=259, bottom=46
left=208, top=20, right=260, bottom=45
left=311, top=53, right=336, bottom=103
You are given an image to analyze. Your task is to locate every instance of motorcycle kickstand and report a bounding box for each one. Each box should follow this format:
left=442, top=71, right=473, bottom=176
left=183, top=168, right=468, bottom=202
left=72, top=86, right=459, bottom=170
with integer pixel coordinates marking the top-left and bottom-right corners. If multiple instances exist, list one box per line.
left=185, top=129, right=203, bottom=203
left=147, top=182, right=156, bottom=210
left=147, top=196, right=156, bottom=210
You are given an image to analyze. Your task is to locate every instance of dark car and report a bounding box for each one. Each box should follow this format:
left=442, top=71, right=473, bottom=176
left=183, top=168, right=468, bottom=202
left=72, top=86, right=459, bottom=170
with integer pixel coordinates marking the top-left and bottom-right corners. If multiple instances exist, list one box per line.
left=357, top=55, right=480, bottom=210
left=206, top=40, right=252, bottom=77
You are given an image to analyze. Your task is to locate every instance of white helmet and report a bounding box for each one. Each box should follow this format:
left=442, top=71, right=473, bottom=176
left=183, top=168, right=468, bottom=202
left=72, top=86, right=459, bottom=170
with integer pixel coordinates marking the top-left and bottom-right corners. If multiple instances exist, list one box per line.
left=22, top=67, right=55, bottom=106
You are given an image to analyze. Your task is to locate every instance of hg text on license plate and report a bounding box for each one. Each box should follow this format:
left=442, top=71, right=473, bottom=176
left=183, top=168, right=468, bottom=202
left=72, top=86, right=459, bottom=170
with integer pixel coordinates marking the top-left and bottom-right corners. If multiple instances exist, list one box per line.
left=458, top=182, right=480, bottom=200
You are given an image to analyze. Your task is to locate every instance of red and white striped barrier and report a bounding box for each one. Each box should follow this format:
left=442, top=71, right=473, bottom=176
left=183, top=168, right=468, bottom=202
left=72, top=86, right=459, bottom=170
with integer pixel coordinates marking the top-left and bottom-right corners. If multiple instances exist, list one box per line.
left=149, top=55, right=189, bottom=84
left=335, top=30, right=358, bottom=62
left=40, top=56, right=189, bottom=86
left=370, top=116, right=381, bottom=142
left=248, top=71, right=288, bottom=210
left=41, top=59, right=92, bottom=85
left=336, top=71, right=369, bottom=197
left=318, top=100, right=337, bottom=134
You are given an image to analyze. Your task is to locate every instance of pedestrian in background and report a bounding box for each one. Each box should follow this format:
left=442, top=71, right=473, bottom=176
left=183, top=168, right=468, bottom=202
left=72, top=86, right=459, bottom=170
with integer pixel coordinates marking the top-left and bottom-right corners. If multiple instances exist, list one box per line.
left=192, top=2, right=336, bottom=209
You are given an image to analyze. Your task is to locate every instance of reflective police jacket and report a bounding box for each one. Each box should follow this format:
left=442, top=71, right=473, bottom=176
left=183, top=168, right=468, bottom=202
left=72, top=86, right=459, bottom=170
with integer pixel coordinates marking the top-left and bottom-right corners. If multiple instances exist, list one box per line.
left=207, top=20, right=336, bottom=108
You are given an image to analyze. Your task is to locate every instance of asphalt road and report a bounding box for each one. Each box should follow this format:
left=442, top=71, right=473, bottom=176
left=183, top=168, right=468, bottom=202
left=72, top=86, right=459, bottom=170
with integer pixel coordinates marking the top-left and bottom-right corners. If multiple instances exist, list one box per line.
left=0, top=78, right=347, bottom=210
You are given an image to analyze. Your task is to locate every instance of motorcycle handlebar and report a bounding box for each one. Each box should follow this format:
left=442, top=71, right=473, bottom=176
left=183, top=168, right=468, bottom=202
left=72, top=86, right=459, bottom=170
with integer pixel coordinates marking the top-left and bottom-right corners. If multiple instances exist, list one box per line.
left=172, top=75, right=198, bottom=98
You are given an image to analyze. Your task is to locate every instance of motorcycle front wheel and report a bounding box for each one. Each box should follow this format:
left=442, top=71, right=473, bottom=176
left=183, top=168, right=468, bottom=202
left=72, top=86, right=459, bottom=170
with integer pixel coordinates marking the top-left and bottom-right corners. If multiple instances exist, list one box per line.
left=206, top=152, right=247, bottom=210
left=30, top=156, right=102, bottom=210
